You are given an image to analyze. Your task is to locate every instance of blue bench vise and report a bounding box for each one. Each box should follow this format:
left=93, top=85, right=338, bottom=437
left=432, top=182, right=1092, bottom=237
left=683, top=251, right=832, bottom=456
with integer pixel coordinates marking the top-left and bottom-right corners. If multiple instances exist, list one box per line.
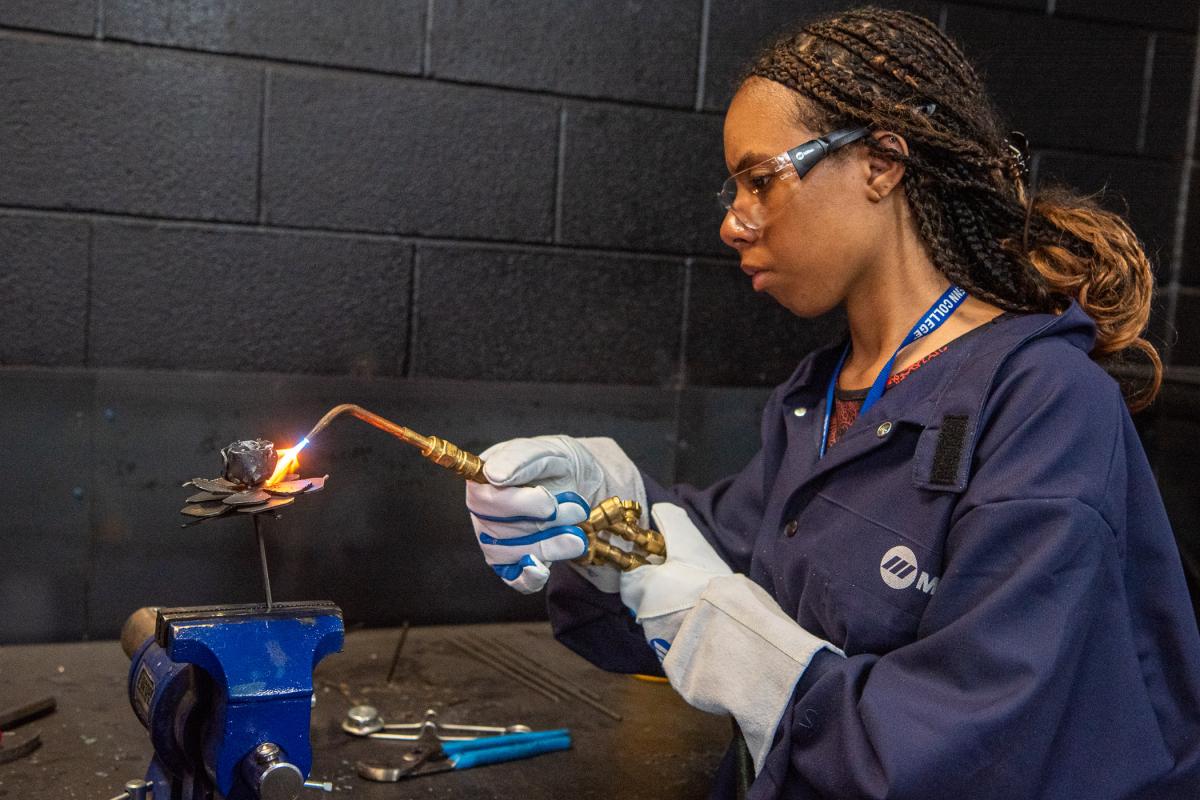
left=120, top=602, right=345, bottom=800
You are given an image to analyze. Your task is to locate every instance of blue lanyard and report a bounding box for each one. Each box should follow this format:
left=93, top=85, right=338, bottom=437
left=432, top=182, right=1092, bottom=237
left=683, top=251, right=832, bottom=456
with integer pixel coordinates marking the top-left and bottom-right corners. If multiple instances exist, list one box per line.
left=819, top=285, right=967, bottom=459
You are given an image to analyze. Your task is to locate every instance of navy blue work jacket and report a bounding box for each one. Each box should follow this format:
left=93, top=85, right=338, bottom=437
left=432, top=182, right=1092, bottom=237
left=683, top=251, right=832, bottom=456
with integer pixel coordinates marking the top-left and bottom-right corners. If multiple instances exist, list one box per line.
left=546, top=302, right=1200, bottom=799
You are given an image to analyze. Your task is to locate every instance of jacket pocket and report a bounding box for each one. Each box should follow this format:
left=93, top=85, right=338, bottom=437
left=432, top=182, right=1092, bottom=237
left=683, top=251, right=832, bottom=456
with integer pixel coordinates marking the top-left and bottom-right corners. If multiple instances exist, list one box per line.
left=791, top=493, right=941, bottom=654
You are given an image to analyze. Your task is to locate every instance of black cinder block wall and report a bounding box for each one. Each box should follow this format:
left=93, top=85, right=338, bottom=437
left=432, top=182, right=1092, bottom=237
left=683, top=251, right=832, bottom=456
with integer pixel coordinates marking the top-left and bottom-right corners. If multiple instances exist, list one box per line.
left=1, top=1, right=1197, bottom=642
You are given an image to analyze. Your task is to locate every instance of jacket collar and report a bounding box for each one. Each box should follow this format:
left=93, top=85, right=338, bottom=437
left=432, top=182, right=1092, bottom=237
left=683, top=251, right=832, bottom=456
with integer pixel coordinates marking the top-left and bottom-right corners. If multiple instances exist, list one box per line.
left=779, top=302, right=1098, bottom=493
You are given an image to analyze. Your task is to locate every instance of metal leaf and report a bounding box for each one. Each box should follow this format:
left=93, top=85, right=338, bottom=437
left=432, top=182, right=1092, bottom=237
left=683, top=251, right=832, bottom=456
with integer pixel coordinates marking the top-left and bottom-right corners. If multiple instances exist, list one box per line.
left=180, top=502, right=233, bottom=519
left=186, top=491, right=228, bottom=503
left=222, top=490, right=272, bottom=507
left=264, top=479, right=312, bottom=497
left=302, top=475, right=328, bottom=493
left=189, top=477, right=240, bottom=495
left=237, top=496, right=295, bottom=514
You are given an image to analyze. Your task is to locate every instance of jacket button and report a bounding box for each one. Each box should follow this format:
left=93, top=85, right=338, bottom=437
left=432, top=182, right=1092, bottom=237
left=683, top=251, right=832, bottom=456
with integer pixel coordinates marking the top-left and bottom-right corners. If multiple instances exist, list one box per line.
left=784, top=520, right=798, bottom=537
left=876, top=421, right=893, bottom=438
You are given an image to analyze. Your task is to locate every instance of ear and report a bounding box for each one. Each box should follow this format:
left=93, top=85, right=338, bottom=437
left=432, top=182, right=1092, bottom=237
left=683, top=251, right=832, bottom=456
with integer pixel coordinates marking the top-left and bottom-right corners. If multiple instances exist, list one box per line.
left=865, top=130, right=908, bottom=202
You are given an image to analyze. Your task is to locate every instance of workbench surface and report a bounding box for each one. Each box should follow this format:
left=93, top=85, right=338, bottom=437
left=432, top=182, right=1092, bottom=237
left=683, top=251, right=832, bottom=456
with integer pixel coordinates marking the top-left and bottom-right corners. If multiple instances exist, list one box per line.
left=1, top=622, right=731, bottom=798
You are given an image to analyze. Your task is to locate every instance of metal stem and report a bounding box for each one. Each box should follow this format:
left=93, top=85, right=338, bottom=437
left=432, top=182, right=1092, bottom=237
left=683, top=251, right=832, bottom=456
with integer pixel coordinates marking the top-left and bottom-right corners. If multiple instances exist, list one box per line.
left=386, top=621, right=410, bottom=684
left=254, top=514, right=273, bottom=611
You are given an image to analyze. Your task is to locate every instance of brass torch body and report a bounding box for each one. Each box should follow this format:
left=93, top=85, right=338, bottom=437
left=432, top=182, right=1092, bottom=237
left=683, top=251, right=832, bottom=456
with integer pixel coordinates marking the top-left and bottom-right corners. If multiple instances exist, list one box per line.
left=301, top=404, right=664, bottom=570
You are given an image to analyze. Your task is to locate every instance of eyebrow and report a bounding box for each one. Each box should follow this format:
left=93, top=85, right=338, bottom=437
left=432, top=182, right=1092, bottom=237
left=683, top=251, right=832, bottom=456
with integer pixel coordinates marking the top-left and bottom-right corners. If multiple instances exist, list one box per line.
left=731, top=151, right=775, bottom=174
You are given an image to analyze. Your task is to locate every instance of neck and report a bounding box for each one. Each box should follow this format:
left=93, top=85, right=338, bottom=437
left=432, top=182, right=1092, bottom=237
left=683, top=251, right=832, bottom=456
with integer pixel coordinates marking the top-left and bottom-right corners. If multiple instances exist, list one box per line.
left=843, top=251, right=950, bottom=369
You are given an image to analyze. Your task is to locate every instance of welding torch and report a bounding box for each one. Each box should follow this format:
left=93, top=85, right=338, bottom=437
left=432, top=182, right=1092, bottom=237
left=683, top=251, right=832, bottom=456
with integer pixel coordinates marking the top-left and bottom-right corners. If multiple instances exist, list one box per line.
left=289, top=404, right=665, bottom=570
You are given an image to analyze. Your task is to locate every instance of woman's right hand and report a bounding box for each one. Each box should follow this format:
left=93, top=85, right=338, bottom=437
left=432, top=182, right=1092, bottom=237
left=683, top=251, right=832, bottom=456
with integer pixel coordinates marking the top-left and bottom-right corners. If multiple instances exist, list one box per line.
left=466, top=435, right=605, bottom=594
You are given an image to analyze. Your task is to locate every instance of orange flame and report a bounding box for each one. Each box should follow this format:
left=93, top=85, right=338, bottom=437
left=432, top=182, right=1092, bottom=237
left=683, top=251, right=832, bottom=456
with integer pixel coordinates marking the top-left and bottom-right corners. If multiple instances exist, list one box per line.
left=265, top=437, right=309, bottom=486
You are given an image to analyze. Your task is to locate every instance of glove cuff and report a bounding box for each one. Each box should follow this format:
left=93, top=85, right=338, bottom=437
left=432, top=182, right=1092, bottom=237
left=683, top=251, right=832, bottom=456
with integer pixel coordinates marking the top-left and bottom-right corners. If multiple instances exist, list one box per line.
left=662, top=574, right=843, bottom=776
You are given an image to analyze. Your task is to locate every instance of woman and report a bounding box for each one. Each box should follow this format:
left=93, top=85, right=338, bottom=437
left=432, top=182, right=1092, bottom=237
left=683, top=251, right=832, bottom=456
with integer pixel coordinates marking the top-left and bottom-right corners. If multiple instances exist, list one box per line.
left=464, top=8, right=1200, bottom=798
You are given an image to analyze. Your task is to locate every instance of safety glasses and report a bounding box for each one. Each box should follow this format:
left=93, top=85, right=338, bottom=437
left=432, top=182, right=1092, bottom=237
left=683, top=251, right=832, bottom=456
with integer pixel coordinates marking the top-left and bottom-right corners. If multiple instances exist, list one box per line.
left=719, top=103, right=937, bottom=231
left=717, top=126, right=869, bottom=230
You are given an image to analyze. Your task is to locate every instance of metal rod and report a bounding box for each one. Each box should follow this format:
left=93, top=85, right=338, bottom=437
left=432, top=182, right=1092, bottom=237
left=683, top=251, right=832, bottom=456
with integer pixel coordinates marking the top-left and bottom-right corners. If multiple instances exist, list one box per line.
left=253, top=514, right=273, bottom=611
left=0, top=696, right=56, bottom=730
left=486, top=636, right=604, bottom=702
left=385, top=621, right=410, bottom=684
left=447, top=638, right=564, bottom=703
left=469, top=635, right=622, bottom=721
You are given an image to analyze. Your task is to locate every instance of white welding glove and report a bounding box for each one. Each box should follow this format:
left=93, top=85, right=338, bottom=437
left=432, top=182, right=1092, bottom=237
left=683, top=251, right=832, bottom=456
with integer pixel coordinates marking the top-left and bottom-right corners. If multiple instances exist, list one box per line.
left=466, top=435, right=647, bottom=594
left=619, top=503, right=733, bottom=660
left=663, top=575, right=844, bottom=775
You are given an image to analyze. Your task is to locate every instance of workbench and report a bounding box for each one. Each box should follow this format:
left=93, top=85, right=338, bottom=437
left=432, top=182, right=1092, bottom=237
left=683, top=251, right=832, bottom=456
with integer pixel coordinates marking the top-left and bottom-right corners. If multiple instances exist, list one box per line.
left=1, top=622, right=731, bottom=798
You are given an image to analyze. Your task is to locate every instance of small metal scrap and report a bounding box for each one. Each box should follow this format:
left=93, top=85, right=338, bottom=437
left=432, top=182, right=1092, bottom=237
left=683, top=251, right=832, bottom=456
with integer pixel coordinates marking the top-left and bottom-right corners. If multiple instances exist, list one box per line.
left=106, top=779, right=151, bottom=800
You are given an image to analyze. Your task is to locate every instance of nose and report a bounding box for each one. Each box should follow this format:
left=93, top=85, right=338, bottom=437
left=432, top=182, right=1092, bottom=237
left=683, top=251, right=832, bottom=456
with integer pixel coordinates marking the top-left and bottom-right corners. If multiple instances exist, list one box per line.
left=720, top=209, right=758, bottom=251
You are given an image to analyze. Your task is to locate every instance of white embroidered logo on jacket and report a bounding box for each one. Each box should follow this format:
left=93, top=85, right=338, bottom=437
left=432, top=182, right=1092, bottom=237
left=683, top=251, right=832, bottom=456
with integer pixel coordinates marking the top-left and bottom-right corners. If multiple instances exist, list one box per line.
left=880, top=545, right=938, bottom=594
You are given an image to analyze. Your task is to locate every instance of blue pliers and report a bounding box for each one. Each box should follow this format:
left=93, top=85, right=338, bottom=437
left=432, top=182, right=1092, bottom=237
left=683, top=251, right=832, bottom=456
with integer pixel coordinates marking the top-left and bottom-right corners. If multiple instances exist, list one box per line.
left=356, top=727, right=572, bottom=781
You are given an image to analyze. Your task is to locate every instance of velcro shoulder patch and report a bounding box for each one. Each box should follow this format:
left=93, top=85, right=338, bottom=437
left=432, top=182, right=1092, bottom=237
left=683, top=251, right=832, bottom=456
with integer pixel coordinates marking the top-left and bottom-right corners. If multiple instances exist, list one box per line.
left=930, top=415, right=969, bottom=485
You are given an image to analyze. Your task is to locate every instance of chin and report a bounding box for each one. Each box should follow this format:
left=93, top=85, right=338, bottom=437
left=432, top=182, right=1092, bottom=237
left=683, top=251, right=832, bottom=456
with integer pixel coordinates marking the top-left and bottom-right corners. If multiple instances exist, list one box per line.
left=770, top=289, right=840, bottom=319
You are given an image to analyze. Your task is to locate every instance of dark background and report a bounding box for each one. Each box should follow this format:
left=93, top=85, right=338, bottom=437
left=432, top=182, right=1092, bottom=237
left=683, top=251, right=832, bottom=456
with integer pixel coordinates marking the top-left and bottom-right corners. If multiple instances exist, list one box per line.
left=1, top=0, right=1197, bottom=643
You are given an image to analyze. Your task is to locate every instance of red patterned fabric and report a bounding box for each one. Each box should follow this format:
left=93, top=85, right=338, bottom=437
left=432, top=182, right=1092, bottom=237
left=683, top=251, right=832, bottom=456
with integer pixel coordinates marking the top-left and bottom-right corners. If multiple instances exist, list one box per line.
left=827, top=346, right=948, bottom=447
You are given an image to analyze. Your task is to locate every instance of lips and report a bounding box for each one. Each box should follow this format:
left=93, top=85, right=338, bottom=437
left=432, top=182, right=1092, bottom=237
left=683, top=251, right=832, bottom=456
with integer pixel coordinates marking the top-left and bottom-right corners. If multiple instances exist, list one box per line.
left=741, top=264, right=769, bottom=291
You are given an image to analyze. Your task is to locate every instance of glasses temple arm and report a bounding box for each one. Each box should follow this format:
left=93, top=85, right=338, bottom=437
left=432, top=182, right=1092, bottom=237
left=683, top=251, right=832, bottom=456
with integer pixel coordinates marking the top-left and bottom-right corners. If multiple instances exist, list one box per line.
left=822, top=127, right=870, bottom=152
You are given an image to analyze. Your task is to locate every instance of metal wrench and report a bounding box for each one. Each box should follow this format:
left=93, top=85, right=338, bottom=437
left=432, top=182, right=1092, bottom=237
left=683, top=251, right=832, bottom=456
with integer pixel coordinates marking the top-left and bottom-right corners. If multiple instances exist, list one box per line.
left=342, top=706, right=531, bottom=742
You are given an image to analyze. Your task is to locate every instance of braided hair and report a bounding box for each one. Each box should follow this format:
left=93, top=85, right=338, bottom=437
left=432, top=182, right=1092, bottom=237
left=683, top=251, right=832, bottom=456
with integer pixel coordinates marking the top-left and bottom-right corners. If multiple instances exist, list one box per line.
left=746, top=6, right=1161, bottom=410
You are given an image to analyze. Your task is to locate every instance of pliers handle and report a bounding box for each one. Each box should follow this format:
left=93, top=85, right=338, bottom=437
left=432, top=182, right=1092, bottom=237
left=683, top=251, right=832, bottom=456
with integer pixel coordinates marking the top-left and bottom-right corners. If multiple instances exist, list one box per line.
left=357, top=728, right=571, bottom=781
left=442, top=728, right=571, bottom=769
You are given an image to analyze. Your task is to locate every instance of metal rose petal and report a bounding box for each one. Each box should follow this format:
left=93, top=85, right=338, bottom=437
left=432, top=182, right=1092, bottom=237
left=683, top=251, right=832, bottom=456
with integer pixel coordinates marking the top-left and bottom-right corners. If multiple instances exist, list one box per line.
left=302, top=475, right=328, bottom=493
left=187, top=491, right=228, bottom=503
left=180, top=501, right=233, bottom=519
left=222, top=490, right=272, bottom=507
left=237, top=496, right=295, bottom=514
left=190, top=477, right=239, bottom=495
left=263, top=479, right=312, bottom=497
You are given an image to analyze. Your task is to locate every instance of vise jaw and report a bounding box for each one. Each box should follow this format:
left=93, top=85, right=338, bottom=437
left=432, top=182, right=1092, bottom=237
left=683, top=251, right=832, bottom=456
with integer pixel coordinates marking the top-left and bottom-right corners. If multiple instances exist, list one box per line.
left=124, top=602, right=344, bottom=800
